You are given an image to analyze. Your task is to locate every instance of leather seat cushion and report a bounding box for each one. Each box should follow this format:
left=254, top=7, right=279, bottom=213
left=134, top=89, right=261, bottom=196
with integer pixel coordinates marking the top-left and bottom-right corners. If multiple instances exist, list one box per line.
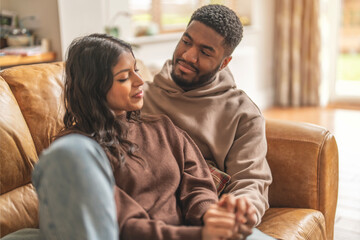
left=258, top=208, right=326, bottom=240
left=0, top=184, right=39, bottom=237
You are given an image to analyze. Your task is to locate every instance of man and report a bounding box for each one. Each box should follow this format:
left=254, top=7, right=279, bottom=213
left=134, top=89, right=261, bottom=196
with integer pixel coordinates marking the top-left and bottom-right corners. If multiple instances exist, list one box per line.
left=142, top=4, right=273, bottom=239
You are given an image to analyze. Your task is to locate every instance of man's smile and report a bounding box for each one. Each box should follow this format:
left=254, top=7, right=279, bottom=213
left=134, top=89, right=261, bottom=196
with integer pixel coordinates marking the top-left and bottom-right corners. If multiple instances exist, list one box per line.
left=176, top=59, right=198, bottom=74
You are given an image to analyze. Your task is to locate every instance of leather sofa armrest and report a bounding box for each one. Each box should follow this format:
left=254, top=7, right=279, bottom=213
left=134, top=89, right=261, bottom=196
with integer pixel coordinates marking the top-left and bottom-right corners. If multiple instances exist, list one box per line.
left=265, top=119, right=338, bottom=239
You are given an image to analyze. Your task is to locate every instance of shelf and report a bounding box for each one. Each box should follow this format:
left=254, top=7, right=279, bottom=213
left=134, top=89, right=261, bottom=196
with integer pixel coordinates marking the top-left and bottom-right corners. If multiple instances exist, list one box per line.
left=0, top=52, right=56, bottom=68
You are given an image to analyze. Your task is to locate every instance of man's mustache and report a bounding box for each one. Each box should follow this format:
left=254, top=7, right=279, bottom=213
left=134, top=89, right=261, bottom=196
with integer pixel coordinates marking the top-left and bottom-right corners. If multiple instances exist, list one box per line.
left=175, top=59, right=199, bottom=73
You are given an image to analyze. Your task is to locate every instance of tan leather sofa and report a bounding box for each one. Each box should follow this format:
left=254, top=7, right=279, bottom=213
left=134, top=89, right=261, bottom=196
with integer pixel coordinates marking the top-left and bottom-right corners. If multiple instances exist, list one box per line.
left=0, top=62, right=338, bottom=240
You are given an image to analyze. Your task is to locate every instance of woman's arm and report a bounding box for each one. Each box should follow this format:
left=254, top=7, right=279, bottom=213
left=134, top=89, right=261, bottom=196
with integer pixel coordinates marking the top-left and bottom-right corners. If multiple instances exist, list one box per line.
left=224, top=115, right=272, bottom=226
left=176, top=131, right=219, bottom=225
left=116, top=187, right=236, bottom=240
left=115, top=187, right=203, bottom=240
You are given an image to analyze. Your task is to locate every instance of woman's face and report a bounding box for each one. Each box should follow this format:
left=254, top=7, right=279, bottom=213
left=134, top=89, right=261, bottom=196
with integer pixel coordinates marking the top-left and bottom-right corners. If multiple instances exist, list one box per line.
left=106, top=51, right=144, bottom=115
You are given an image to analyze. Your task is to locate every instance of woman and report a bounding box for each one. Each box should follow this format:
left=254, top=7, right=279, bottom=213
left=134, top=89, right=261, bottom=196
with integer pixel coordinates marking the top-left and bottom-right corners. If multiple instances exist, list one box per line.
left=2, top=34, right=238, bottom=240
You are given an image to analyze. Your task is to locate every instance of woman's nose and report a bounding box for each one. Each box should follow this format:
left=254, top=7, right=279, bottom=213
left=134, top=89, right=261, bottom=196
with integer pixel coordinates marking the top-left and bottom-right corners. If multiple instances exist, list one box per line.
left=133, top=71, right=144, bottom=87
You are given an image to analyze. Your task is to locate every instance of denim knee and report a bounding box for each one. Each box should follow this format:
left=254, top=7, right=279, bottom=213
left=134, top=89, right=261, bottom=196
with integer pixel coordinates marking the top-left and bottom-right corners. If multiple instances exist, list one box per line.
left=41, top=134, right=104, bottom=162
left=31, top=134, right=118, bottom=240
left=32, top=134, right=113, bottom=188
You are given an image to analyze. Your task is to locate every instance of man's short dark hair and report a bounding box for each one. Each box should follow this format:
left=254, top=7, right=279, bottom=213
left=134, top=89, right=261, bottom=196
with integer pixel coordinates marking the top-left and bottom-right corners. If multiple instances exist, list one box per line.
left=189, top=4, right=243, bottom=56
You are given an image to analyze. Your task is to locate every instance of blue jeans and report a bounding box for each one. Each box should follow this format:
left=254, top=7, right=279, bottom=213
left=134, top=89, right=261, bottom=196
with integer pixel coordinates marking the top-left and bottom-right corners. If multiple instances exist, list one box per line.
left=2, top=134, right=275, bottom=240
left=2, top=228, right=275, bottom=240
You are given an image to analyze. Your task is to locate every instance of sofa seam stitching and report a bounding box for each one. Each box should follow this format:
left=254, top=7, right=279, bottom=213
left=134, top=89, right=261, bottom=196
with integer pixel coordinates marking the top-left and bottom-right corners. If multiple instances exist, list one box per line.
left=266, top=137, right=323, bottom=146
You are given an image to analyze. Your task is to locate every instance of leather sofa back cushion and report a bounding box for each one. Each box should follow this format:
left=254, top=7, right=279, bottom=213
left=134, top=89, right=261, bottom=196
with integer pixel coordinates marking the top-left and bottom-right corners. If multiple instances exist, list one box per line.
left=0, top=77, right=37, bottom=194
left=0, top=62, right=66, bottom=155
left=0, top=76, right=40, bottom=236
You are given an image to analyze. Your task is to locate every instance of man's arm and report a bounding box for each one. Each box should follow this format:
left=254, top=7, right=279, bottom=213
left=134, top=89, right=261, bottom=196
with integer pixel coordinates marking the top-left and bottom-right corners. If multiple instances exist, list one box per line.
left=223, top=114, right=272, bottom=226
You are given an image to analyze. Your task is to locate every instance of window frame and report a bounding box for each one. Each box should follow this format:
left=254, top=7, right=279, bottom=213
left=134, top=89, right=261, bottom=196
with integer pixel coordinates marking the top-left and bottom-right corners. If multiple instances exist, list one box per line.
left=130, top=0, right=250, bottom=35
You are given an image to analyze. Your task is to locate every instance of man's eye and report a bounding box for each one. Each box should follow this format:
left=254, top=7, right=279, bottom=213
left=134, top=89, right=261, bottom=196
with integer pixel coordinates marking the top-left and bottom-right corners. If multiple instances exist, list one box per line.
left=201, top=50, right=210, bottom=56
left=182, top=39, right=190, bottom=45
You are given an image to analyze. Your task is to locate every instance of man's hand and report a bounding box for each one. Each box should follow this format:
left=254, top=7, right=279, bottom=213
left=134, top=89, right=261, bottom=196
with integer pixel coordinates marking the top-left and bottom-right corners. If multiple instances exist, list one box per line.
left=202, top=204, right=236, bottom=240
left=218, top=194, right=257, bottom=240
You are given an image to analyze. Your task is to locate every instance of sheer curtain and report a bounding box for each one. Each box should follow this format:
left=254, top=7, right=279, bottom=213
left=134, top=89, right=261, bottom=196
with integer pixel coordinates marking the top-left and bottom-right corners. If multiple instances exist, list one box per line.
left=274, top=0, right=321, bottom=107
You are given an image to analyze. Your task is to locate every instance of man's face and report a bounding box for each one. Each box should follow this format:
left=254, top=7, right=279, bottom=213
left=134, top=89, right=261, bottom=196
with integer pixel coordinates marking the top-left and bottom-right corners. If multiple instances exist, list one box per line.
left=171, top=20, right=231, bottom=90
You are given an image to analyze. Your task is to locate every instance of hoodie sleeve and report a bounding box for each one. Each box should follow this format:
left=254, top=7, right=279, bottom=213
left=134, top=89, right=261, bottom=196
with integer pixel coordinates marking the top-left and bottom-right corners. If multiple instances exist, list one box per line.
left=115, top=186, right=203, bottom=240
left=223, top=114, right=272, bottom=226
left=176, top=130, right=219, bottom=226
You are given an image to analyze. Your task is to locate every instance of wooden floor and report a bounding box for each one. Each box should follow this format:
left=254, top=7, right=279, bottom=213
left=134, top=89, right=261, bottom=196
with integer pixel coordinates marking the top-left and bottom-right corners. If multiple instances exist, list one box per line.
left=263, top=106, right=360, bottom=240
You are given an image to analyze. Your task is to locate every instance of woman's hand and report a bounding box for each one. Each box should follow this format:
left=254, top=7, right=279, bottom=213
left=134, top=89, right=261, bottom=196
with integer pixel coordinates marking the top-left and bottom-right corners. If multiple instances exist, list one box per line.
left=202, top=204, right=236, bottom=240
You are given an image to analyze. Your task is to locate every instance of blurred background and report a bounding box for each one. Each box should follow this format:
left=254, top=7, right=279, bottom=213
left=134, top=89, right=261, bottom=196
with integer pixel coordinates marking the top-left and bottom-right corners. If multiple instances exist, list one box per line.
left=1, top=0, right=359, bottom=239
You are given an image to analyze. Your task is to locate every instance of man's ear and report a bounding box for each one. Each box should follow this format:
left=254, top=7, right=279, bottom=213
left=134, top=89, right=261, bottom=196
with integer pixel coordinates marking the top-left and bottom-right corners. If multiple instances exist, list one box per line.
left=219, top=56, right=232, bottom=71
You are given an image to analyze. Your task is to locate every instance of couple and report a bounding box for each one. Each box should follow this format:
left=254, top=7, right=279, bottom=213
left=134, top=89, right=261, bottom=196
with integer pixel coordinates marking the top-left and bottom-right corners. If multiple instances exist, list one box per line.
left=3, top=4, right=273, bottom=240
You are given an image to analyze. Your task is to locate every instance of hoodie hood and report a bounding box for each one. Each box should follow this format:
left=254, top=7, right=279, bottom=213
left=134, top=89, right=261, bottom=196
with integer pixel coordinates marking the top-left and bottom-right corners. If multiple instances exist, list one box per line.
left=153, top=60, right=237, bottom=98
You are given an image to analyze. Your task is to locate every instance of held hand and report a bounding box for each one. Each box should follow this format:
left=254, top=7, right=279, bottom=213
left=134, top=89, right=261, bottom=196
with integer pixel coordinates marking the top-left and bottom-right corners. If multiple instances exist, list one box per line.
left=202, top=204, right=236, bottom=240
left=233, top=197, right=257, bottom=239
left=218, top=195, right=258, bottom=240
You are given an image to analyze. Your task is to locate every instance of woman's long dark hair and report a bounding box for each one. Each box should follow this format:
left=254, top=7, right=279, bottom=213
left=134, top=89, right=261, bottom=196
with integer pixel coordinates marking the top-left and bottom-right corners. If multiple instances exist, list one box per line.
left=60, top=33, right=141, bottom=169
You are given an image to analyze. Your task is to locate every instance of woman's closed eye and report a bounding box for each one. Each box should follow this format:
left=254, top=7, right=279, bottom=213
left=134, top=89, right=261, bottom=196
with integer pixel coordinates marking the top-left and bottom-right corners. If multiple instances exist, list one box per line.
left=116, top=69, right=140, bottom=82
left=116, top=74, right=129, bottom=82
left=117, top=78, right=128, bottom=83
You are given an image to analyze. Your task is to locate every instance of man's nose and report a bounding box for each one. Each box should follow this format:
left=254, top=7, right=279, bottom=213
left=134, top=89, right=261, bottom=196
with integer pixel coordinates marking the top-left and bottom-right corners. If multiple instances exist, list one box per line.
left=182, top=47, right=198, bottom=64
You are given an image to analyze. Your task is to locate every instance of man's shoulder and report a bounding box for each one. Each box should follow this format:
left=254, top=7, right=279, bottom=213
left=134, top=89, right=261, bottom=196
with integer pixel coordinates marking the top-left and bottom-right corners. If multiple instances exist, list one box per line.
left=225, top=88, right=263, bottom=117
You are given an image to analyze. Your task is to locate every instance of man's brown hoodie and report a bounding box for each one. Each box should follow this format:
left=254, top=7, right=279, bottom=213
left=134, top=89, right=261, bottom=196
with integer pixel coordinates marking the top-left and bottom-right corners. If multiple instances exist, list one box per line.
left=142, top=60, right=272, bottom=224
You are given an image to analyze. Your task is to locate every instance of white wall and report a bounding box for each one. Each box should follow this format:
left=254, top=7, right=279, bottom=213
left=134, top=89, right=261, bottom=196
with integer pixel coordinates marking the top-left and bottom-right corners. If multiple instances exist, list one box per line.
left=236, top=0, right=275, bottom=110
left=57, top=0, right=105, bottom=59
left=2, top=0, right=62, bottom=61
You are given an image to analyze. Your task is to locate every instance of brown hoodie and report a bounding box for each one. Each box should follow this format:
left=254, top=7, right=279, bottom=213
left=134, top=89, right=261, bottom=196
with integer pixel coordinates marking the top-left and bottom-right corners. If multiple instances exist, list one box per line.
left=142, top=60, right=272, bottom=224
left=113, top=115, right=218, bottom=240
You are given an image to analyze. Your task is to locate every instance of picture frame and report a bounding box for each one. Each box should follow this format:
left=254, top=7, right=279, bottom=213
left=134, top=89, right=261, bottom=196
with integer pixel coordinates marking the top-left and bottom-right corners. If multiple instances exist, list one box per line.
left=0, top=10, right=16, bottom=41
left=0, top=10, right=16, bottom=28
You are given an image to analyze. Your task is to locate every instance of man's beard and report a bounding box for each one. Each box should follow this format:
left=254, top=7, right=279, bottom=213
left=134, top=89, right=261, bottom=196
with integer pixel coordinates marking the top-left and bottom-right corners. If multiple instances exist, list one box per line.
left=171, top=61, right=222, bottom=91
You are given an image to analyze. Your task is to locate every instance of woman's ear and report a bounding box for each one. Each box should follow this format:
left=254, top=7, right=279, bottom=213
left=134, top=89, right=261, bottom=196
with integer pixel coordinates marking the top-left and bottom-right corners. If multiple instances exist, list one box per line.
left=219, top=56, right=232, bottom=71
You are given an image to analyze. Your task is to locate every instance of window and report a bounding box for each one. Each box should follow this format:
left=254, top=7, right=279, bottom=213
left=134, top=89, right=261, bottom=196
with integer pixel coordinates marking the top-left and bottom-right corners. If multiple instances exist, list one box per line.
left=130, top=0, right=252, bottom=37
left=335, top=0, right=360, bottom=100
